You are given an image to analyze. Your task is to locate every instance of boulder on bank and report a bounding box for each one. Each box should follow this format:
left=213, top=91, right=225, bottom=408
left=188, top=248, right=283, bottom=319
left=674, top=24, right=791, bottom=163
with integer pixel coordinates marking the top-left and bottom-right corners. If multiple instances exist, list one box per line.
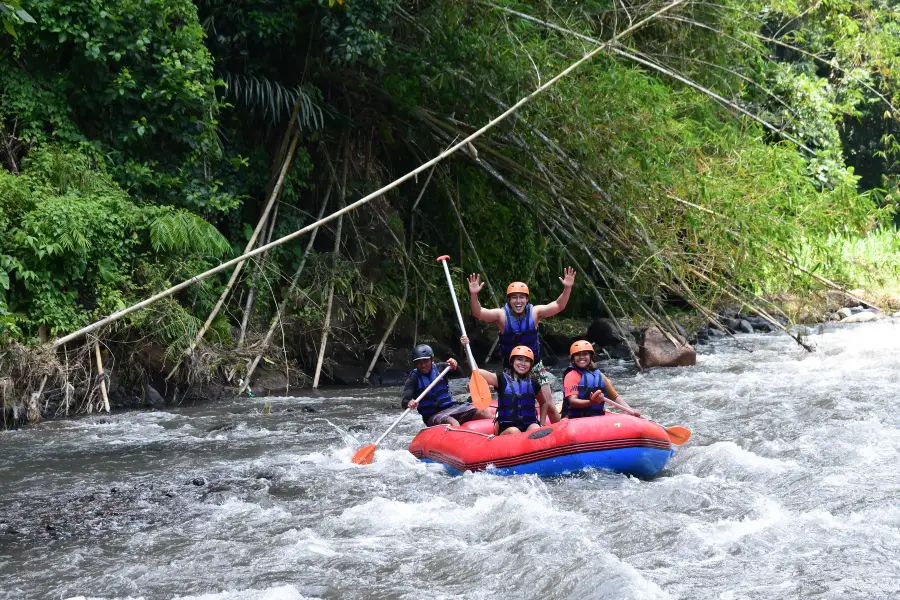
left=585, top=318, right=639, bottom=359
left=639, top=327, right=696, bottom=368
left=839, top=311, right=879, bottom=324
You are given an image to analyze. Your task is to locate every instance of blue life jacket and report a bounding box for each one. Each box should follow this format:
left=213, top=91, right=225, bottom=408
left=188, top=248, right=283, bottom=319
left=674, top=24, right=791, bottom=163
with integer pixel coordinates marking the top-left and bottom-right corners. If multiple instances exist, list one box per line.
left=496, top=373, right=538, bottom=430
left=562, top=365, right=606, bottom=418
left=499, top=304, right=540, bottom=366
left=410, top=365, right=454, bottom=421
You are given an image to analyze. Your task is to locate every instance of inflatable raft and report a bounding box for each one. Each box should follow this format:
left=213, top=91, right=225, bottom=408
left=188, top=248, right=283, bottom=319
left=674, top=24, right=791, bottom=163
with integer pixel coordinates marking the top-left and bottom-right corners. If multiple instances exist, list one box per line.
left=409, top=414, right=675, bottom=478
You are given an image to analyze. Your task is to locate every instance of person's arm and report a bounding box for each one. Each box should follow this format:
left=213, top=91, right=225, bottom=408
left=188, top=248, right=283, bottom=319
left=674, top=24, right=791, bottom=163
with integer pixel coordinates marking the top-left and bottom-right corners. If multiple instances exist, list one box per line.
left=474, top=368, right=498, bottom=388
left=602, top=376, right=639, bottom=416
left=533, top=267, right=576, bottom=324
left=402, top=373, right=418, bottom=408
left=535, top=375, right=550, bottom=425
left=468, top=274, right=505, bottom=324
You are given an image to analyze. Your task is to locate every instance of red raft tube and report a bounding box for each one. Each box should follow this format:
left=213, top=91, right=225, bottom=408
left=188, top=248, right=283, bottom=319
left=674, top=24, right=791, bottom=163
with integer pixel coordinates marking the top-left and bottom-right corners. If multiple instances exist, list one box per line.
left=408, top=415, right=675, bottom=478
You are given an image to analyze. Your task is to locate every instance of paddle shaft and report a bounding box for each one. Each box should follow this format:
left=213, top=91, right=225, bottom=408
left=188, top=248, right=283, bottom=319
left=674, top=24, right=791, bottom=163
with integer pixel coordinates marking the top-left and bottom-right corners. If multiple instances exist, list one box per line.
left=602, top=396, right=638, bottom=417
left=375, top=365, right=454, bottom=446
left=437, top=257, right=480, bottom=371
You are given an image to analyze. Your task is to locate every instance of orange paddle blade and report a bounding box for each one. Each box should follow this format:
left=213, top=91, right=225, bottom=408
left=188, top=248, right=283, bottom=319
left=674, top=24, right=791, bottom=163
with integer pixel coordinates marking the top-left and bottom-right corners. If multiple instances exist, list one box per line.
left=469, top=371, right=492, bottom=410
left=351, top=444, right=377, bottom=465
left=666, top=426, right=691, bottom=446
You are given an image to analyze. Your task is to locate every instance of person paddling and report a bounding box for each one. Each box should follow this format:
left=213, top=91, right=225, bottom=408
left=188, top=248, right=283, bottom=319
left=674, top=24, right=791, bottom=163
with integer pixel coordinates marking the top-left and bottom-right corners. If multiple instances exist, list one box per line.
left=462, top=338, right=549, bottom=435
left=467, top=268, right=576, bottom=425
left=403, top=344, right=493, bottom=426
left=562, top=340, right=638, bottom=419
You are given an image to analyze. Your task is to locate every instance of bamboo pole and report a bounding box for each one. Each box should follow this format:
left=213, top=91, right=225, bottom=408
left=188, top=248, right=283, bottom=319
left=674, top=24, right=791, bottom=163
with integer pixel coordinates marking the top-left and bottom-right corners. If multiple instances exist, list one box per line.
left=312, top=152, right=348, bottom=389
left=238, top=202, right=280, bottom=347
left=50, top=0, right=686, bottom=350
left=164, top=135, right=300, bottom=379
left=363, top=261, right=407, bottom=383
left=237, top=181, right=334, bottom=395
left=94, top=341, right=110, bottom=413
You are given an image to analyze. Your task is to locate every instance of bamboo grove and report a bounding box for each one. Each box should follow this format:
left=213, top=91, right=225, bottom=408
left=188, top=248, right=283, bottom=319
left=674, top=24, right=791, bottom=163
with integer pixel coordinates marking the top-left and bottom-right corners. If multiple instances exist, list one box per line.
left=1, top=0, right=899, bottom=421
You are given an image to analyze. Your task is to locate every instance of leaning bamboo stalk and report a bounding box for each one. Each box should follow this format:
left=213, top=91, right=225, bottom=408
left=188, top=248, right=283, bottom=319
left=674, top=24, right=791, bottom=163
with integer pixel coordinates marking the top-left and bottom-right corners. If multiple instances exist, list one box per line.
left=490, top=2, right=814, bottom=153
left=363, top=262, right=407, bottom=383
left=51, top=1, right=685, bottom=350
left=165, top=135, right=300, bottom=379
left=688, top=266, right=813, bottom=351
left=441, top=181, right=503, bottom=363
left=313, top=154, right=349, bottom=389
left=547, top=228, right=643, bottom=370
left=237, top=182, right=334, bottom=395
left=94, top=341, right=110, bottom=413
left=238, top=202, right=280, bottom=347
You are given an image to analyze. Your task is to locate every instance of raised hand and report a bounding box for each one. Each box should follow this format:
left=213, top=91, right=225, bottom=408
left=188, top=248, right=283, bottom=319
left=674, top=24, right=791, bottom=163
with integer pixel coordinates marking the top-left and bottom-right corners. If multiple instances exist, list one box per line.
left=467, top=273, right=485, bottom=294
left=559, top=266, right=577, bottom=288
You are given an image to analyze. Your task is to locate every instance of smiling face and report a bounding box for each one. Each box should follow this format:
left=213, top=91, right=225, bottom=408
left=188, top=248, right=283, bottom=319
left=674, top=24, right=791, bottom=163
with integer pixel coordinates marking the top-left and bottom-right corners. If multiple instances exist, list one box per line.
left=511, top=355, right=533, bottom=375
left=507, top=293, right=529, bottom=315
left=415, top=358, right=433, bottom=374
left=572, top=350, right=593, bottom=369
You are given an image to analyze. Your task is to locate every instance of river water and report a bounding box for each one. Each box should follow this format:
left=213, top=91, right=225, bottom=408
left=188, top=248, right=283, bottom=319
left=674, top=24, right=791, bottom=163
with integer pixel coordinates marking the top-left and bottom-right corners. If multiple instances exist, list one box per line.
left=2, top=320, right=900, bottom=600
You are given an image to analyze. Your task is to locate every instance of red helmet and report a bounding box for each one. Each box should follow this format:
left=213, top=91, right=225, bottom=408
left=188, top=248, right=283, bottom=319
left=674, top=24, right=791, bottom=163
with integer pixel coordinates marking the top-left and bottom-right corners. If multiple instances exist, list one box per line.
left=506, top=281, right=529, bottom=297
left=569, top=340, right=595, bottom=358
left=509, top=345, right=534, bottom=363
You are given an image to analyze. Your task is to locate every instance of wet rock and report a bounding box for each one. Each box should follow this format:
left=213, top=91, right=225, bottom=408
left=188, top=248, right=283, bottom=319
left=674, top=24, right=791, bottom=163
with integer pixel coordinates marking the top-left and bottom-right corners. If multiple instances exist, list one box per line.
left=300, top=406, right=317, bottom=413
left=736, top=319, right=754, bottom=334
left=849, top=305, right=867, bottom=315
left=708, top=327, right=727, bottom=338
left=639, top=327, right=696, bottom=368
left=347, top=425, right=366, bottom=432
left=540, top=353, right=560, bottom=367
left=541, top=333, right=571, bottom=356
left=836, top=307, right=852, bottom=319
left=840, top=311, right=879, bottom=324
left=585, top=318, right=629, bottom=347
left=206, top=423, right=235, bottom=432
left=825, top=312, right=841, bottom=322
left=143, top=384, right=166, bottom=409
left=191, top=477, right=206, bottom=487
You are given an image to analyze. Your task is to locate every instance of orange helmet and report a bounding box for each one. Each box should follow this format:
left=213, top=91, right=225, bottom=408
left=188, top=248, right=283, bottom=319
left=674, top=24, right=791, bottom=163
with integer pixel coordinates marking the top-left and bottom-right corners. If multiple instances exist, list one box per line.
left=509, top=345, right=534, bottom=363
left=506, top=281, right=530, bottom=297
left=569, top=340, right=595, bottom=358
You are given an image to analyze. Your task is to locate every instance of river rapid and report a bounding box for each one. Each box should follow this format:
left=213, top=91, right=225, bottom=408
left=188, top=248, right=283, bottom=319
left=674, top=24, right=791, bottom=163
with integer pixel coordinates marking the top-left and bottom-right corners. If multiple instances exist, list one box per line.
left=2, top=320, right=900, bottom=600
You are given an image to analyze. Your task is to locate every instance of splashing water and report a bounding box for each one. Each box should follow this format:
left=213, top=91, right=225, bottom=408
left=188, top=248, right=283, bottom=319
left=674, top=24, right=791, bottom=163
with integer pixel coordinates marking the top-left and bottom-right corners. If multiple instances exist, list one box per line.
left=2, top=321, right=900, bottom=599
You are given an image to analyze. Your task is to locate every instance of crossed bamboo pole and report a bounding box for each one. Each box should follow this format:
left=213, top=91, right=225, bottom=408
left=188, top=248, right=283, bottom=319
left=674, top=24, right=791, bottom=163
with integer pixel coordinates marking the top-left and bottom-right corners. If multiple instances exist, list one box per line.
left=51, top=1, right=687, bottom=353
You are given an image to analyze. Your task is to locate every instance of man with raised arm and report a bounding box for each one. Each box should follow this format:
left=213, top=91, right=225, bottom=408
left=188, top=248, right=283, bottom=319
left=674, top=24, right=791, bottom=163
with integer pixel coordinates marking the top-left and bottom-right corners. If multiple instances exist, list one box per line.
left=467, top=267, right=577, bottom=426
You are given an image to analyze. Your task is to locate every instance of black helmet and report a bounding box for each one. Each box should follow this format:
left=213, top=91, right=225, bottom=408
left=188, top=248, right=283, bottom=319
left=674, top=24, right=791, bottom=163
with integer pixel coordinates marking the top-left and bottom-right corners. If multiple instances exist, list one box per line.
left=412, top=344, right=434, bottom=361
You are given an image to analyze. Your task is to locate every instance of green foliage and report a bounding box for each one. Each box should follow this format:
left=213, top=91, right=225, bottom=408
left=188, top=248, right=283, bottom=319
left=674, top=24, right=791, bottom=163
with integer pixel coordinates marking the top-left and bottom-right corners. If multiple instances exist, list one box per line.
left=0, top=0, right=35, bottom=39
left=148, top=208, right=231, bottom=257
left=0, top=146, right=230, bottom=340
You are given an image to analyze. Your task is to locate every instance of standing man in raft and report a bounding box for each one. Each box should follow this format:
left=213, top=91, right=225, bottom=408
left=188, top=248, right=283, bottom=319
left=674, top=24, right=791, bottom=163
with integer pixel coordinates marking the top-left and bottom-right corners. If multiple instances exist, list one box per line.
left=467, top=267, right=577, bottom=426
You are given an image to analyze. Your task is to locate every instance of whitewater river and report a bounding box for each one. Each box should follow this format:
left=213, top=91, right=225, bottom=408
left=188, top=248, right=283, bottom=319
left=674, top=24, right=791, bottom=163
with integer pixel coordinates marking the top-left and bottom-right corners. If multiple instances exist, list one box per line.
left=2, top=320, right=900, bottom=599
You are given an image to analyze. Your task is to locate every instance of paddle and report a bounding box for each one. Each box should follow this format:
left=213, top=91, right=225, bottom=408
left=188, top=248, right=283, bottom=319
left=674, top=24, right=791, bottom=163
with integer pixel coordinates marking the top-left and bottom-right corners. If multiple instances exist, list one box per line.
left=436, top=255, right=493, bottom=410
left=351, top=365, right=454, bottom=465
left=601, top=395, right=692, bottom=446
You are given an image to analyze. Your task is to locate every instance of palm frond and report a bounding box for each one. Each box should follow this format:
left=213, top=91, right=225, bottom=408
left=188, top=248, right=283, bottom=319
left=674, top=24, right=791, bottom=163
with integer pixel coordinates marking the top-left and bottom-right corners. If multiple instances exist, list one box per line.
left=222, top=73, right=324, bottom=130
left=149, top=209, right=231, bottom=257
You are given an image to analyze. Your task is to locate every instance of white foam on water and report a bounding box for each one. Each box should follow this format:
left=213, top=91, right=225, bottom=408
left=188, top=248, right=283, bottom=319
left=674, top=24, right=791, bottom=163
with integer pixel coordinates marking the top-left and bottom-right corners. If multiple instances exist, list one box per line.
left=173, top=585, right=311, bottom=600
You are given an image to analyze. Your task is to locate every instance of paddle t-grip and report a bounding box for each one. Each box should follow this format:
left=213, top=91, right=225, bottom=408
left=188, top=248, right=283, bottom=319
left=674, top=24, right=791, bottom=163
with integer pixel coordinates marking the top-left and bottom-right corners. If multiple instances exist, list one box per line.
left=436, top=255, right=450, bottom=262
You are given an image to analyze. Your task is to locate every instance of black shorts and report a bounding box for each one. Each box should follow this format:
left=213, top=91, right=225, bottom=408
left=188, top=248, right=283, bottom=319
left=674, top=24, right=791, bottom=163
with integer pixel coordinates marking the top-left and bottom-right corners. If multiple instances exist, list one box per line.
left=497, top=420, right=537, bottom=434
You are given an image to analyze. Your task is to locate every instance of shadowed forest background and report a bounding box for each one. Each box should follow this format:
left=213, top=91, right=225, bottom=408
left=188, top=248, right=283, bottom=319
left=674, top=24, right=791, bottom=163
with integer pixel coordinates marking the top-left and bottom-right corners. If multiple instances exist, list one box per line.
left=2, top=0, right=900, bottom=414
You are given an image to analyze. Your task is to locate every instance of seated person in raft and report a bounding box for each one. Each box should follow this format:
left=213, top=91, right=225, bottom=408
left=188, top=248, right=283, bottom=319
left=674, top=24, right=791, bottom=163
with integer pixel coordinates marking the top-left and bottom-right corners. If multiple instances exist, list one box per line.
left=562, top=340, right=639, bottom=419
left=403, top=344, right=494, bottom=427
left=461, top=336, right=551, bottom=436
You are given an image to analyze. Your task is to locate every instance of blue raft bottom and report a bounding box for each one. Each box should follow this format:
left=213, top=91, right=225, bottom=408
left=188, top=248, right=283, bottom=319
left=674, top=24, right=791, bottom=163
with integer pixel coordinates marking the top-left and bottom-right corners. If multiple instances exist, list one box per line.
left=420, top=446, right=675, bottom=478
